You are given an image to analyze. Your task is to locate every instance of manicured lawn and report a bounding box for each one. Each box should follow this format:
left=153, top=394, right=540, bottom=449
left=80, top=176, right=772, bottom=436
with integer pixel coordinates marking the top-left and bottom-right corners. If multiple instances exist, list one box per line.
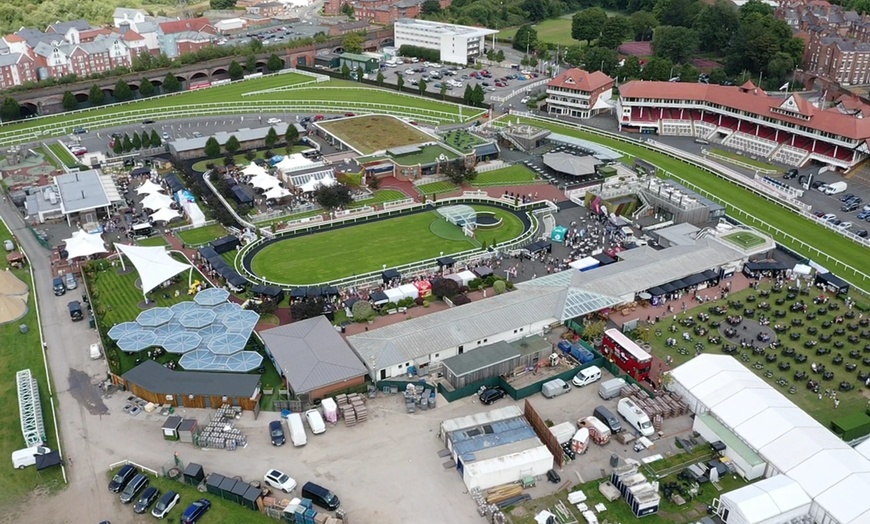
left=391, top=144, right=459, bottom=166
left=33, top=147, right=60, bottom=169
left=107, top=467, right=274, bottom=523
left=0, top=221, right=64, bottom=505
left=250, top=206, right=525, bottom=284
left=48, top=142, right=77, bottom=167
left=317, top=115, right=434, bottom=154
left=709, top=148, right=779, bottom=172
left=517, top=117, right=870, bottom=287
left=255, top=190, right=407, bottom=228
left=416, top=181, right=458, bottom=195
left=190, top=146, right=310, bottom=173
left=471, top=165, right=539, bottom=186
left=177, top=224, right=227, bottom=246
left=442, top=129, right=487, bottom=153
left=722, top=231, right=766, bottom=249
left=647, top=282, right=869, bottom=430
left=137, top=236, right=169, bottom=247
left=500, top=14, right=583, bottom=46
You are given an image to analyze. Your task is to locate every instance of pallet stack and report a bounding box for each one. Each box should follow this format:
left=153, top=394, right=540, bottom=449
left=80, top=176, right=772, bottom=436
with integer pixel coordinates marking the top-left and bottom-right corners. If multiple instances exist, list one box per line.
left=349, top=393, right=367, bottom=423
left=470, top=488, right=508, bottom=524
left=485, top=484, right=523, bottom=505
left=629, top=392, right=688, bottom=420
left=335, top=393, right=368, bottom=426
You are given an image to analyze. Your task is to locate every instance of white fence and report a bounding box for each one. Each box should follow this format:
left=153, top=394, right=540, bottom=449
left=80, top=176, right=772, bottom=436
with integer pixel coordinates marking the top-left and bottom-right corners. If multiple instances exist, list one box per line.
left=703, top=150, right=778, bottom=175
left=171, top=219, right=218, bottom=234
left=382, top=198, right=415, bottom=209
left=490, top=78, right=550, bottom=104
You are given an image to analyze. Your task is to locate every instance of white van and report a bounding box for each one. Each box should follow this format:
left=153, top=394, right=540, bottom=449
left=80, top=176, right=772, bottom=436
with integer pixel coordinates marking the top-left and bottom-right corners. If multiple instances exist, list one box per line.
left=823, top=181, right=847, bottom=195
left=12, top=445, right=51, bottom=469
left=617, top=398, right=654, bottom=437
left=572, top=365, right=602, bottom=387
left=287, top=413, right=307, bottom=447
left=305, top=409, right=326, bottom=435
left=541, top=378, right=571, bottom=399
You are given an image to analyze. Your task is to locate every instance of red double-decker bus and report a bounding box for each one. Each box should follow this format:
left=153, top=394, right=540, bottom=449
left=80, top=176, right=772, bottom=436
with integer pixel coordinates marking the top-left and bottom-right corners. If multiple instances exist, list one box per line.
left=601, top=328, right=652, bottom=381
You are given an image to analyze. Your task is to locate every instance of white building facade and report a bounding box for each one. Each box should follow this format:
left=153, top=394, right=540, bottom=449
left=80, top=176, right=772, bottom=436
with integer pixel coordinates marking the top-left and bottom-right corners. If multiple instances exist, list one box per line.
left=394, top=19, right=497, bottom=65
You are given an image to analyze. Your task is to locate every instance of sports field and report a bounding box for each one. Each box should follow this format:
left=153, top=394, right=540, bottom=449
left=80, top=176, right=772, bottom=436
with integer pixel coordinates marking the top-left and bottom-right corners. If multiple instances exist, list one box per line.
left=249, top=206, right=526, bottom=284
left=515, top=116, right=870, bottom=288
left=318, top=115, right=433, bottom=154
left=499, top=15, right=578, bottom=47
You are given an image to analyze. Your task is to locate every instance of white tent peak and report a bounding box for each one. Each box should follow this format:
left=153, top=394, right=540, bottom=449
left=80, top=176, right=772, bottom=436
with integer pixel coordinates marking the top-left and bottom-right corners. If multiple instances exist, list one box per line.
left=242, top=163, right=267, bottom=177
left=135, top=180, right=164, bottom=196
left=114, top=243, right=192, bottom=298
left=150, top=207, right=182, bottom=223
left=141, top=192, right=174, bottom=211
left=250, top=174, right=282, bottom=190
left=63, top=229, right=107, bottom=259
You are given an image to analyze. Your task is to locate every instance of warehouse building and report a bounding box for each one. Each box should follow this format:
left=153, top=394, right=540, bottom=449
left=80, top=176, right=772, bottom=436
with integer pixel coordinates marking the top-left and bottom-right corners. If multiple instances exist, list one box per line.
left=393, top=19, right=497, bottom=65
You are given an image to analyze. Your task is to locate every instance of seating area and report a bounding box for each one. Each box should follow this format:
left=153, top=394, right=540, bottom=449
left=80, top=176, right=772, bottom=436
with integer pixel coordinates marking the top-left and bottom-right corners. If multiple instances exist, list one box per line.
left=723, top=133, right=778, bottom=158
left=771, top=144, right=810, bottom=167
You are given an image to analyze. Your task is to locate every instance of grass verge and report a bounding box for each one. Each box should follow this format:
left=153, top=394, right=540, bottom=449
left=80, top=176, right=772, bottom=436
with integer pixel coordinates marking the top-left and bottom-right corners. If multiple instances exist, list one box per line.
left=471, top=165, right=539, bottom=186
left=177, top=224, right=227, bottom=247
left=416, top=181, right=458, bottom=196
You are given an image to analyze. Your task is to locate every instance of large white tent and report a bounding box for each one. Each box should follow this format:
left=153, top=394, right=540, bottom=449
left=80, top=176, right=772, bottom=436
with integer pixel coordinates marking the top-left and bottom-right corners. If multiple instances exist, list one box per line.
left=264, top=186, right=291, bottom=200
left=63, top=229, right=107, bottom=259
left=242, top=163, right=268, bottom=177
left=140, top=192, right=174, bottom=211
left=150, top=207, right=182, bottom=223
left=135, top=180, right=164, bottom=196
left=250, top=174, right=282, bottom=190
left=298, top=175, right=336, bottom=193
left=275, top=153, right=315, bottom=173
left=717, top=475, right=811, bottom=524
left=115, top=243, right=192, bottom=299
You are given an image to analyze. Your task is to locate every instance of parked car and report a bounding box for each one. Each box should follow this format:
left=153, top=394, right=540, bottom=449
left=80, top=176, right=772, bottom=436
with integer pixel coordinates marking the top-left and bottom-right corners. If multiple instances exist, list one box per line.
left=842, top=201, right=860, bottom=212
left=269, top=420, right=285, bottom=446
left=142, top=119, right=156, bottom=124
left=547, top=469, right=561, bottom=483
left=53, top=277, right=66, bottom=296
left=837, top=221, right=854, bottom=230
left=133, top=486, right=159, bottom=513
left=73, top=127, right=87, bottom=134
left=64, top=272, right=77, bottom=290
left=857, top=211, right=870, bottom=220
left=479, top=386, right=506, bottom=405
left=119, top=474, right=149, bottom=504
left=839, top=193, right=857, bottom=202
left=301, top=481, right=340, bottom=511
left=180, top=498, right=211, bottom=524
left=152, top=490, right=180, bottom=518
left=267, top=118, right=282, bottom=125
left=108, top=465, right=137, bottom=493
left=856, top=229, right=869, bottom=238
left=783, top=168, right=798, bottom=179
left=264, top=469, right=297, bottom=493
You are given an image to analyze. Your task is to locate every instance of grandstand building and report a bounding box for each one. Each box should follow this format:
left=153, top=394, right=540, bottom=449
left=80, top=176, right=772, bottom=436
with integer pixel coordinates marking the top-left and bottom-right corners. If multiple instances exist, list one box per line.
left=616, top=80, right=870, bottom=169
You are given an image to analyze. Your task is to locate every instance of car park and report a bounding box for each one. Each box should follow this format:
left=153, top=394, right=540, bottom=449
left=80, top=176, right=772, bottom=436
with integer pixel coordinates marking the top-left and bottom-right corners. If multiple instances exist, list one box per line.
left=108, top=464, right=137, bottom=493
left=269, top=420, right=285, bottom=446
left=842, top=201, right=860, bottom=212
left=264, top=469, right=297, bottom=493
left=133, top=486, right=159, bottom=513
left=180, top=498, right=211, bottom=524
left=152, top=490, right=180, bottom=518
left=119, top=473, right=149, bottom=504
left=479, top=386, right=506, bottom=405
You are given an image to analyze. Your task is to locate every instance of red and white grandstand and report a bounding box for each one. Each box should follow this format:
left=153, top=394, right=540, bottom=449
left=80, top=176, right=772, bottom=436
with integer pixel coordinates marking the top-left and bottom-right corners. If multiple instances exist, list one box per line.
left=616, top=80, right=870, bottom=169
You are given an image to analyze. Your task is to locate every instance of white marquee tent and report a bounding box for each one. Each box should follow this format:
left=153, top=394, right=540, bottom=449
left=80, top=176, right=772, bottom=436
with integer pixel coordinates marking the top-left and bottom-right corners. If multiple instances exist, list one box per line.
left=717, top=475, right=811, bottom=524
left=150, top=207, right=182, bottom=223
left=669, top=354, right=870, bottom=524
left=298, top=175, right=336, bottom=193
left=135, top=180, right=164, bottom=196
left=264, top=186, right=291, bottom=200
left=250, top=174, right=282, bottom=191
left=242, top=163, right=268, bottom=177
left=275, top=153, right=315, bottom=173
left=63, top=229, right=107, bottom=259
left=140, top=192, right=174, bottom=211
left=115, top=243, right=192, bottom=299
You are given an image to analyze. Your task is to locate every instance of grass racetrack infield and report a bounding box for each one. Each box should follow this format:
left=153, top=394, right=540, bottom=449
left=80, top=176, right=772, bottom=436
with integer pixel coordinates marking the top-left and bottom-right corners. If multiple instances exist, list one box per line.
left=317, top=115, right=434, bottom=155
left=430, top=217, right=471, bottom=241
left=247, top=205, right=527, bottom=284
left=516, top=116, right=870, bottom=289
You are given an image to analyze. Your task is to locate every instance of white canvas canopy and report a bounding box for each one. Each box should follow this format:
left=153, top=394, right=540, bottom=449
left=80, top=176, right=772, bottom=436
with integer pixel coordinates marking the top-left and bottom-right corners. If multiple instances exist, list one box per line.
left=792, top=264, right=812, bottom=276
left=140, top=192, right=174, bottom=211
left=569, top=257, right=599, bottom=271
left=242, top=163, right=267, bottom=177
left=115, top=243, right=192, bottom=299
left=275, top=153, right=314, bottom=173
left=397, top=284, right=419, bottom=300
left=718, top=475, right=811, bottom=524
left=250, top=174, right=282, bottom=190
left=384, top=288, right=404, bottom=304
left=298, top=176, right=336, bottom=193
left=63, top=229, right=107, bottom=259
left=456, top=270, right=477, bottom=286
left=150, top=207, right=182, bottom=223
left=264, top=186, right=291, bottom=200
left=135, top=180, right=164, bottom=196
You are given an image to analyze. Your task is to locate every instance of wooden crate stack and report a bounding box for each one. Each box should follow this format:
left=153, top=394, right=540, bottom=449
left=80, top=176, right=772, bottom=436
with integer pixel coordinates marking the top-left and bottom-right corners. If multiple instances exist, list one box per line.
left=485, top=484, right=523, bottom=504
left=629, top=392, right=688, bottom=421
left=335, top=393, right=367, bottom=427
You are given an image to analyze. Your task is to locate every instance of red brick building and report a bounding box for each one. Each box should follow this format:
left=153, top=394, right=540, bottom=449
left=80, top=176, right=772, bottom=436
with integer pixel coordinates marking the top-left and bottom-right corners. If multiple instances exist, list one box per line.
left=545, top=68, right=614, bottom=118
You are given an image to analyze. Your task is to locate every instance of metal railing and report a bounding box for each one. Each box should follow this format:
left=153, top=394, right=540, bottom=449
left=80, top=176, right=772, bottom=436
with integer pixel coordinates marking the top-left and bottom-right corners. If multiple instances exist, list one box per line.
left=703, top=150, right=778, bottom=175
left=171, top=219, right=218, bottom=234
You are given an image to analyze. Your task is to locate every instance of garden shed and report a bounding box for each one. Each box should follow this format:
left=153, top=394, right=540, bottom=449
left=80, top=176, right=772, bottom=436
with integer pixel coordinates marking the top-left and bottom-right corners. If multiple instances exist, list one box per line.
left=206, top=473, right=225, bottom=496
left=178, top=418, right=198, bottom=443
left=220, top=477, right=240, bottom=503
left=183, top=463, right=205, bottom=486
left=161, top=415, right=182, bottom=440
left=442, top=341, right=519, bottom=389
left=241, top=485, right=262, bottom=510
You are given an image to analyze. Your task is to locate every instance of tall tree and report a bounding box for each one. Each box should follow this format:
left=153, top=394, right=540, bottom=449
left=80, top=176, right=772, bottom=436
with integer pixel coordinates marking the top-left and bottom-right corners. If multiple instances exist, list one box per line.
left=693, top=0, right=740, bottom=53
left=495, top=49, right=505, bottom=63
left=471, top=84, right=485, bottom=106
left=228, top=60, right=244, bottom=81
left=163, top=73, right=181, bottom=93
left=463, top=84, right=473, bottom=105
left=739, top=0, right=773, bottom=19
left=0, top=97, right=20, bottom=121
left=564, top=45, right=584, bottom=66
left=376, top=70, right=384, bottom=86
left=204, top=137, right=221, bottom=158
left=114, top=79, right=133, bottom=102
left=513, top=25, right=538, bottom=53
left=619, top=56, right=642, bottom=79
left=89, top=84, right=104, bottom=106
left=421, top=0, right=441, bottom=15
left=224, top=135, right=241, bottom=154
left=572, top=7, right=607, bottom=43
left=656, top=0, right=701, bottom=28
left=122, top=133, right=133, bottom=152
left=265, top=127, right=279, bottom=148
left=440, top=83, right=448, bottom=99
left=341, top=63, right=351, bottom=79
left=629, top=11, right=658, bottom=41
left=62, top=91, right=77, bottom=111
left=313, top=183, right=353, bottom=211
left=245, top=53, right=257, bottom=73
left=138, top=78, right=155, bottom=97
left=343, top=33, right=363, bottom=54
left=765, top=52, right=795, bottom=87
left=131, top=132, right=142, bottom=150
left=112, top=139, right=123, bottom=155
left=652, top=26, right=699, bottom=64
left=419, top=78, right=428, bottom=94
left=582, top=46, right=619, bottom=76
left=397, top=75, right=405, bottom=91
left=598, top=16, right=631, bottom=49
left=523, top=0, right=548, bottom=22
left=141, top=129, right=152, bottom=148
left=150, top=129, right=162, bottom=147
left=285, top=123, right=299, bottom=144
left=641, top=56, right=674, bottom=80
left=267, top=53, right=284, bottom=72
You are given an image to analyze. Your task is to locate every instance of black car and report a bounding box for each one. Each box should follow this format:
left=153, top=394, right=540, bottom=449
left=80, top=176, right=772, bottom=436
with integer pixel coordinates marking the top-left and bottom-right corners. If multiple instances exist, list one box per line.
left=546, top=469, right=561, bottom=483
left=134, top=486, right=159, bottom=513
left=269, top=420, right=285, bottom=446
left=108, top=464, right=137, bottom=493
left=783, top=168, right=798, bottom=179
left=839, top=193, right=856, bottom=202
left=142, top=119, right=156, bottom=124
left=857, top=230, right=869, bottom=238
left=120, top=474, right=149, bottom=504
left=479, top=387, right=506, bottom=405
left=180, top=498, right=211, bottom=524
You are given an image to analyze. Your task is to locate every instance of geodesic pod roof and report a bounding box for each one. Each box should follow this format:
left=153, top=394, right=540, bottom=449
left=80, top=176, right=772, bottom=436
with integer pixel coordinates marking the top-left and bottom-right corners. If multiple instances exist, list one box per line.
left=207, top=332, right=249, bottom=355
left=117, top=331, right=158, bottom=352
left=136, top=307, right=175, bottom=327
left=108, top=322, right=140, bottom=339
left=179, top=350, right=263, bottom=372
left=193, top=288, right=230, bottom=306
left=163, top=332, right=203, bottom=354
left=179, top=309, right=217, bottom=328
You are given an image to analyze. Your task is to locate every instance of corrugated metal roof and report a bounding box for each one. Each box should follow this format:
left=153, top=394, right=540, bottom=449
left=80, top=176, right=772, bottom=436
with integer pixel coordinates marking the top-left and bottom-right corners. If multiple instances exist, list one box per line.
left=347, top=286, right=566, bottom=371
left=442, top=341, right=518, bottom=377
left=122, top=359, right=260, bottom=397
left=260, top=316, right=368, bottom=394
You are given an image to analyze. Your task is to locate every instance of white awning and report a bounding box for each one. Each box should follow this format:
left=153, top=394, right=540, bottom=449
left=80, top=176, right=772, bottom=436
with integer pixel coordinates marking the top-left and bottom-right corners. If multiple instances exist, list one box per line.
left=264, top=186, right=291, bottom=200
left=275, top=153, right=315, bottom=173
left=250, top=174, right=282, bottom=190
left=242, top=163, right=267, bottom=177
left=140, top=192, right=174, bottom=211
left=115, top=243, right=191, bottom=297
left=136, top=180, right=164, bottom=196
left=298, top=175, right=336, bottom=193
left=150, top=207, right=182, bottom=223
left=63, top=229, right=107, bottom=259
left=99, top=173, right=123, bottom=203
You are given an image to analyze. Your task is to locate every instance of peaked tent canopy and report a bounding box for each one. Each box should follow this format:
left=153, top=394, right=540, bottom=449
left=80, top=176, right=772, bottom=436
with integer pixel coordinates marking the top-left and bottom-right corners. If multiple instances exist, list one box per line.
left=250, top=174, right=282, bottom=190
left=115, top=243, right=192, bottom=298
left=63, top=229, right=107, bottom=259
left=150, top=207, right=182, bottom=223
left=298, top=175, right=336, bottom=193
left=264, top=186, right=291, bottom=200
left=135, top=179, right=164, bottom=196
left=242, top=163, right=267, bottom=177
left=141, top=192, right=174, bottom=211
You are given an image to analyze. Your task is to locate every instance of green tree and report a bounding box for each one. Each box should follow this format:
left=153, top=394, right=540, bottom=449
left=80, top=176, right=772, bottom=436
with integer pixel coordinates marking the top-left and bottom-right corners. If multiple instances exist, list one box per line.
left=248, top=38, right=263, bottom=53
left=341, top=63, right=351, bottom=79
left=0, top=97, right=20, bottom=121
left=141, top=129, right=152, bottom=148
left=652, top=26, right=699, bottom=64
left=572, top=7, right=607, bottom=43
left=629, top=10, right=658, bottom=41
left=599, top=16, right=631, bottom=49
left=150, top=129, right=162, bottom=147
left=112, top=138, right=123, bottom=155
left=564, top=45, right=584, bottom=66
left=204, top=137, right=221, bottom=158
left=709, top=67, right=729, bottom=85
left=739, top=0, right=773, bottom=19
left=351, top=300, right=375, bottom=321
left=340, top=2, right=355, bottom=18
left=440, top=83, right=448, bottom=99
left=677, top=63, right=700, bottom=82
left=376, top=70, right=384, bottom=86
left=619, top=55, right=642, bottom=79
left=523, top=0, right=548, bottom=22
left=431, top=277, right=460, bottom=299
left=355, top=67, right=365, bottom=82
left=513, top=24, right=538, bottom=53
left=641, top=56, right=674, bottom=80
left=163, top=73, right=181, bottom=93
left=421, top=0, right=441, bottom=14
left=114, top=79, right=133, bottom=102
left=89, top=84, right=105, bottom=106
left=419, top=78, right=428, bottom=94
left=583, top=46, right=619, bottom=75
left=656, top=0, right=701, bottom=28
left=228, top=60, right=244, bottom=81
left=344, top=32, right=363, bottom=54
left=495, top=49, right=505, bottom=63
left=765, top=52, right=795, bottom=87
left=463, top=84, right=473, bottom=104
left=265, top=127, right=279, bottom=148
left=245, top=54, right=257, bottom=73
left=285, top=123, right=299, bottom=144
left=138, top=78, right=155, bottom=98
left=267, top=53, right=284, bottom=72
left=472, top=84, right=485, bottom=106
left=314, top=183, right=353, bottom=211
left=397, top=75, right=405, bottom=91
left=62, top=91, right=77, bottom=111
left=693, top=0, right=740, bottom=53
left=131, top=132, right=142, bottom=150
left=224, top=135, right=241, bottom=154
left=122, top=133, right=133, bottom=153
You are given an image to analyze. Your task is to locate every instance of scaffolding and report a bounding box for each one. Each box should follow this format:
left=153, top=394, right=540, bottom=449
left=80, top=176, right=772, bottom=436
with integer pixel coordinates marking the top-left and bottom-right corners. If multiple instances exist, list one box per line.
left=16, top=369, right=46, bottom=447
